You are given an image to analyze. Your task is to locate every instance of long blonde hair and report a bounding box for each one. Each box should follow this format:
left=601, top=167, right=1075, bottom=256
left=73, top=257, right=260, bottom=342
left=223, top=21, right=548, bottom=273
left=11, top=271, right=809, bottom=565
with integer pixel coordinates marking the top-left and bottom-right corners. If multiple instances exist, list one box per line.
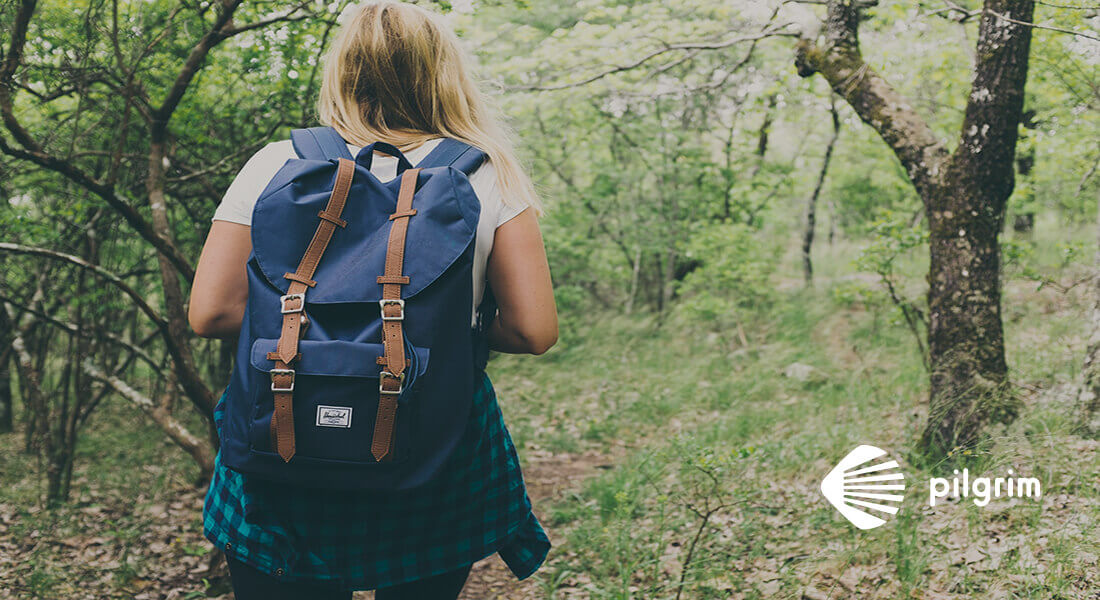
left=318, top=1, right=539, bottom=212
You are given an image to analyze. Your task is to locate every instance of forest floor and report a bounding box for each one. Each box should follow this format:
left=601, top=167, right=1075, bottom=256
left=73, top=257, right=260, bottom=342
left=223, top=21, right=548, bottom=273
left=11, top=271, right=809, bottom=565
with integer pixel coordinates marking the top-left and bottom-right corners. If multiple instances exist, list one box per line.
left=2, top=231, right=1099, bottom=599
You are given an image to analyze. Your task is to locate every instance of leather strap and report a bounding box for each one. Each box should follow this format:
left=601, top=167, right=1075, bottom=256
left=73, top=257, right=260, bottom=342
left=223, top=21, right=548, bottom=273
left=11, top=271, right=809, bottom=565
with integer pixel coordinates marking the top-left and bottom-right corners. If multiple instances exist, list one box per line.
left=269, top=157, right=356, bottom=463
left=372, top=167, right=420, bottom=461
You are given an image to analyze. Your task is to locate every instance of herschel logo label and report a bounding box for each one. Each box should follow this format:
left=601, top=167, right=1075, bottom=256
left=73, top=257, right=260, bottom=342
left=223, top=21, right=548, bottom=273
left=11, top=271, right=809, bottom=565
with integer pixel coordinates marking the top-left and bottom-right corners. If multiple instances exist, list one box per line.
left=821, top=445, right=906, bottom=530
left=316, top=405, right=352, bottom=428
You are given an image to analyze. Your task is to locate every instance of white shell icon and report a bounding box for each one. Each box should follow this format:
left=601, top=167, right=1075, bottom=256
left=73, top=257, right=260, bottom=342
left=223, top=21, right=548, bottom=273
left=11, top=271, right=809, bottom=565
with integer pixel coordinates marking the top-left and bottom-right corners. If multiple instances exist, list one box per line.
left=821, top=445, right=905, bottom=530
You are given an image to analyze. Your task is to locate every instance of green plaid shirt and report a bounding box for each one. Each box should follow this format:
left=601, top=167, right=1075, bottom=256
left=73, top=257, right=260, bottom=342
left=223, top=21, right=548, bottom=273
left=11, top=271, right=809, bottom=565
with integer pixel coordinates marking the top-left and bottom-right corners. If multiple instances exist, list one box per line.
left=203, top=371, right=549, bottom=590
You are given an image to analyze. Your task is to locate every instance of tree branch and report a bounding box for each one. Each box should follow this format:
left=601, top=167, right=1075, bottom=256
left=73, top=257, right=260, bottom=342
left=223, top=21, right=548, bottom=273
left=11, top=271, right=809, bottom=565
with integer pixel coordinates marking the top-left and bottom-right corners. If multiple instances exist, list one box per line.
left=83, top=360, right=214, bottom=483
left=0, top=243, right=215, bottom=413
left=150, top=0, right=244, bottom=132
left=0, top=0, right=194, bottom=279
left=941, top=1, right=1100, bottom=41
left=224, top=1, right=323, bottom=35
left=509, top=27, right=799, bottom=92
left=0, top=243, right=166, bottom=326
left=0, top=136, right=197, bottom=280
left=0, top=293, right=160, bottom=371
left=794, top=0, right=950, bottom=199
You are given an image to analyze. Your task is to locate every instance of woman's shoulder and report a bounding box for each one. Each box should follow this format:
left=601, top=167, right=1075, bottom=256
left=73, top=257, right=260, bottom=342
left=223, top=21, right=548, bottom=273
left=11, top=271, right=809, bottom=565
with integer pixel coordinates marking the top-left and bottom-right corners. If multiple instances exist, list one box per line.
left=211, top=140, right=296, bottom=225
left=234, top=140, right=297, bottom=180
left=466, top=157, right=528, bottom=228
left=251, top=139, right=297, bottom=163
left=465, top=156, right=500, bottom=205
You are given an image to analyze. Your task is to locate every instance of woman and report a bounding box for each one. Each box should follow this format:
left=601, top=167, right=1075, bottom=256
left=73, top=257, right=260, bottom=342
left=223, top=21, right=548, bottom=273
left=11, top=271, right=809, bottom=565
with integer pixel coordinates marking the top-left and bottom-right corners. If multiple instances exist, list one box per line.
left=188, top=2, right=557, bottom=598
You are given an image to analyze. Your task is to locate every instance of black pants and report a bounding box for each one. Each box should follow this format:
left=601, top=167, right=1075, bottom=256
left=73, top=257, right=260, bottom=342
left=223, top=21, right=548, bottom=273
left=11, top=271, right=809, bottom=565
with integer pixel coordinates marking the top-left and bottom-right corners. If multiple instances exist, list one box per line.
left=226, top=555, right=471, bottom=600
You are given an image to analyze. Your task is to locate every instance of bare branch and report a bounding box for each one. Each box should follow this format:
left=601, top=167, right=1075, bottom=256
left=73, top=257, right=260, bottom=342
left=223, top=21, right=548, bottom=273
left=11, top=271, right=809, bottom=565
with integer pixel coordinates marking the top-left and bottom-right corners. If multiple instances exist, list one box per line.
left=83, top=360, right=214, bottom=482
left=0, top=137, right=197, bottom=280
left=224, top=1, right=325, bottom=35
left=986, top=8, right=1100, bottom=42
left=507, top=27, right=799, bottom=92
left=0, top=243, right=216, bottom=413
left=0, top=293, right=160, bottom=370
left=0, top=243, right=167, bottom=327
left=0, top=0, right=36, bottom=105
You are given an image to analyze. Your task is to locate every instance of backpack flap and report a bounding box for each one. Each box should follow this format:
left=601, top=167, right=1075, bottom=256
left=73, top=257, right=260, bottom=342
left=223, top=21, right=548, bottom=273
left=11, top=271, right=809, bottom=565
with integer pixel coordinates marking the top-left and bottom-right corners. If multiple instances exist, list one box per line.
left=250, top=161, right=480, bottom=304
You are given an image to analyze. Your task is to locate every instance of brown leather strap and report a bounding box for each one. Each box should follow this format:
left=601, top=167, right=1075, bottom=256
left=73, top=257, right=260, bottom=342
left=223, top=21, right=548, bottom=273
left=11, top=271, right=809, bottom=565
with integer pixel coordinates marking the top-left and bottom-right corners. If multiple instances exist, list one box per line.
left=269, top=158, right=356, bottom=463
left=283, top=272, right=317, bottom=287
left=317, top=210, right=348, bottom=227
left=376, top=275, right=410, bottom=285
left=372, top=167, right=420, bottom=461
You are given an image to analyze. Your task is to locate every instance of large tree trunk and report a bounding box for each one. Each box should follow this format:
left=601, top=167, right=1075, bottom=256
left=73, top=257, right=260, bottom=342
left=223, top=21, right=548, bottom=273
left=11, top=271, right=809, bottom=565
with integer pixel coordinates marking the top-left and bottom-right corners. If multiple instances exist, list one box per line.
left=923, top=173, right=1015, bottom=451
left=1079, top=188, right=1100, bottom=435
left=796, top=0, right=1034, bottom=458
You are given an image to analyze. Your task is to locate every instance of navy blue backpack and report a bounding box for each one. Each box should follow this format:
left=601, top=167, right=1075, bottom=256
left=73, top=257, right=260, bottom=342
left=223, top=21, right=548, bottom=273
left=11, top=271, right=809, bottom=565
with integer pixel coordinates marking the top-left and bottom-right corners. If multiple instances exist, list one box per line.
left=219, top=127, right=492, bottom=490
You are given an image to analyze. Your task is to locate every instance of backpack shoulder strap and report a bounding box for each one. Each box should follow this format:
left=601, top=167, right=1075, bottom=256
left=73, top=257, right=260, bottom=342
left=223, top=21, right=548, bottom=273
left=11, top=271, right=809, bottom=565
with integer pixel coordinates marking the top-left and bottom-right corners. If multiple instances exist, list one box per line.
left=416, top=138, right=488, bottom=175
left=290, top=127, right=354, bottom=161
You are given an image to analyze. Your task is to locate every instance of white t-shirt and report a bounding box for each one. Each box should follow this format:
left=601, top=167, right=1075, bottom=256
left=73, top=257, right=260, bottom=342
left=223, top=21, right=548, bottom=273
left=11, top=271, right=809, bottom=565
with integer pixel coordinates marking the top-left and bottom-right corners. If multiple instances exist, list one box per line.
left=212, top=138, right=527, bottom=323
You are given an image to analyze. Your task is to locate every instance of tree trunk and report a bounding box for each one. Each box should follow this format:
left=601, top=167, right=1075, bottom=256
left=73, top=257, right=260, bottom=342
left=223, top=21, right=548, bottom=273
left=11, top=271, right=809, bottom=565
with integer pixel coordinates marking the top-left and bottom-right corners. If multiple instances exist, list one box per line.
left=802, top=98, right=840, bottom=285
left=147, top=134, right=216, bottom=416
left=796, top=0, right=1034, bottom=458
left=922, top=172, right=1015, bottom=451
left=1078, top=187, right=1100, bottom=435
left=1, top=304, right=56, bottom=503
left=921, top=0, right=1033, bottom=453
left=0, top=344, right=12, bottom=433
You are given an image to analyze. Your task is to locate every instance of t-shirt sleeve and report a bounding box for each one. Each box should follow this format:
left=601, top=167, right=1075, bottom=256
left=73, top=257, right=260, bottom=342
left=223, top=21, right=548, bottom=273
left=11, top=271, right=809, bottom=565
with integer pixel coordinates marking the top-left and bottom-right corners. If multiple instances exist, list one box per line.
left=467, top=158, right=530, bottom=228
left=497, top=195, right=530, bottom=227
left=211, top=140, right=295, bottom=226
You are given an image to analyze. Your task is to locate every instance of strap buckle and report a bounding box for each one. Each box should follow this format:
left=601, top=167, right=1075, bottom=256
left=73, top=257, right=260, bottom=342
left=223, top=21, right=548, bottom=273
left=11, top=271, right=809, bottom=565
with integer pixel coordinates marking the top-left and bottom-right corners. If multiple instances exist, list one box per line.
left=280, top=293, right=306, bottom=314
left=270, top=368, right=295, bottom=392
left=379, top=370, right=405, bottom=394
left=379, top=298, right=405, bottom=321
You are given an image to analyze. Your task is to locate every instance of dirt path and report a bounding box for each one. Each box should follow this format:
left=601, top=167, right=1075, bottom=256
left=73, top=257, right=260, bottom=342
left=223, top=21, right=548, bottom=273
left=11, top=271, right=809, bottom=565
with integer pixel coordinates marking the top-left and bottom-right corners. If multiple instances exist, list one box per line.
left=347, top=449, right=610, bottom=599
left=0, top=437, right=613, bottom=600
left=451, top=449, right=611, bottom=600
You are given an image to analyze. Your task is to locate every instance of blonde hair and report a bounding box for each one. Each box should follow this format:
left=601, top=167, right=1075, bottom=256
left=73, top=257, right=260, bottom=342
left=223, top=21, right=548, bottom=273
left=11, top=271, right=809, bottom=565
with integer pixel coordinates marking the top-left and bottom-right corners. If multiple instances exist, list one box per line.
left=318, top=1, right=539, bottom=212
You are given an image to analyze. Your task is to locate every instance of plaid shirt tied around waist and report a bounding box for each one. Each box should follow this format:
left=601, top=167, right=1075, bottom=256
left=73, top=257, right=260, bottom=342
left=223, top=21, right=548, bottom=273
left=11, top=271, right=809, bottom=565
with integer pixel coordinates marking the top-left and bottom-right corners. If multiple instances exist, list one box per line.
left=203, top=371, right=549, bottom=590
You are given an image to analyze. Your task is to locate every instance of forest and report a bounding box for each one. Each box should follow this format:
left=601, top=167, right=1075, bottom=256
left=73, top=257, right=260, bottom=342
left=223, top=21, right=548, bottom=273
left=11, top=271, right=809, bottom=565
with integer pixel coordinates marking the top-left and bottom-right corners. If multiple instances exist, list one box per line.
left=1, top=0, right=1098, bottom=598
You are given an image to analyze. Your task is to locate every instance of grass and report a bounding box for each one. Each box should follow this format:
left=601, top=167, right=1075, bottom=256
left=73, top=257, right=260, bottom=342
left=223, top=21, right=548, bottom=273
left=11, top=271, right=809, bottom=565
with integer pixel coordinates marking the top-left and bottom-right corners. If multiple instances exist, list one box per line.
left=2, top=218, right=1099, bottom=599
left=485, top=220, right=1100, bottom=599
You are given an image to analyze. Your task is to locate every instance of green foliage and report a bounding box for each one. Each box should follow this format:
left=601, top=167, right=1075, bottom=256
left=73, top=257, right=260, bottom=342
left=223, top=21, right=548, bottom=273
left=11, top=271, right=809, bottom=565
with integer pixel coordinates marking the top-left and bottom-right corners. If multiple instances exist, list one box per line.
left=855, top=211, right=929, bottom=278
left=679, top=223, right=779, bottom=333
left=3, top=0, right=1100, bottom=596
left=827, top=162, right=918, bottom=235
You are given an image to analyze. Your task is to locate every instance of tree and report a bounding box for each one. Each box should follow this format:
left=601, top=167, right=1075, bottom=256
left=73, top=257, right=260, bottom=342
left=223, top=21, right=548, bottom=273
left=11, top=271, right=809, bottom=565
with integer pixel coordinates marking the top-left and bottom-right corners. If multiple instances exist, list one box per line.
left=1081, top=185, right=1100, bottom=435
left=0, top=0, right=337, bottom=501
left=482, top=1, right=800, bottom=314
left=795, top=0, right=1036, bottom=457
left=801, top=96, right=840, bottom=285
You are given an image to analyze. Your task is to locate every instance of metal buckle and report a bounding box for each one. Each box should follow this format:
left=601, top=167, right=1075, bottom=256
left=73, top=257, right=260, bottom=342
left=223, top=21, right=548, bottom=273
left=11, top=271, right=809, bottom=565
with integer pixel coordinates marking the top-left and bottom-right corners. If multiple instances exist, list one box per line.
left=280, top=293, right=305, bottom=314
left=379, top=298, right=405, bottom=321
left=378, top=370, right=405, bottom=394
left=270, top=368, right=295, bottom=392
